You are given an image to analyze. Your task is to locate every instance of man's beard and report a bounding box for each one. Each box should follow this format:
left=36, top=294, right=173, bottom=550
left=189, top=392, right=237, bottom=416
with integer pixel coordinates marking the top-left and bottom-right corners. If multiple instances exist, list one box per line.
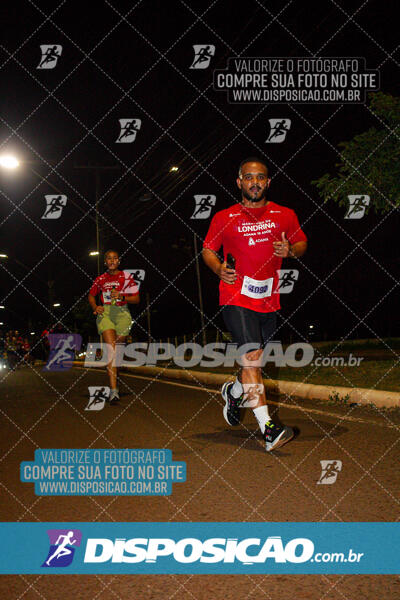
left=242, top=186, right=266, bottom=202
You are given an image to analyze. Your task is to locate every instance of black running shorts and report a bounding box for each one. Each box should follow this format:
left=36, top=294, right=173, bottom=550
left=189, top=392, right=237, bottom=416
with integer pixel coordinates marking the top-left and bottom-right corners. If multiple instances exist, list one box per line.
left=222, top=305, right=277, bottom=355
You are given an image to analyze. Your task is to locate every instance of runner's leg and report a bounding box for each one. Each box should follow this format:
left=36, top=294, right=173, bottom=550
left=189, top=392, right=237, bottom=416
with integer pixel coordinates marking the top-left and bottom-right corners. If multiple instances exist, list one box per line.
left=115, top=335, right=127, bottom=391
left=101, top=329, right=117, bottom=390
left=222, top=306, right=271, bottom=431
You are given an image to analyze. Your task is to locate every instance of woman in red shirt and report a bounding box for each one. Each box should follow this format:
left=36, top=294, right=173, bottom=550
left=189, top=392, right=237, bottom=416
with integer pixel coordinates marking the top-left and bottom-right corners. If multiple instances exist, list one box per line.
left=88, top=250, right=140, bottom=404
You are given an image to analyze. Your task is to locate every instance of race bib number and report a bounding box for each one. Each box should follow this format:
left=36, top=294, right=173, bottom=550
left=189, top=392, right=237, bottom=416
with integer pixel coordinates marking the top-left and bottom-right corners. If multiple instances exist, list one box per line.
left=241, top=276, right=273, bottom=299
left=103, top=290, right=112, bottom=304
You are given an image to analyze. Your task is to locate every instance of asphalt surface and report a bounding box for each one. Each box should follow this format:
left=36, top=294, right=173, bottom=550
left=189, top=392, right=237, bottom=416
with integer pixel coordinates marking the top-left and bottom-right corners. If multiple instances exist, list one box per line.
left=0, top=365, right=399, bottom=599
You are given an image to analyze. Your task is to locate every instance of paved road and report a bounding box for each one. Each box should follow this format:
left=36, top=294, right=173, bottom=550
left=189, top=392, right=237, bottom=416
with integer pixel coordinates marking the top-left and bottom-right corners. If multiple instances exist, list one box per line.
left=0, top=365, right=399, bottom=599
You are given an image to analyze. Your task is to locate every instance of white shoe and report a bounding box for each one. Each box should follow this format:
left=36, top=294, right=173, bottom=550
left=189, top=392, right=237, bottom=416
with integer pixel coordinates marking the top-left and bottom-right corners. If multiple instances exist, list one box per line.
left=109, top=389, right=120, bottom=405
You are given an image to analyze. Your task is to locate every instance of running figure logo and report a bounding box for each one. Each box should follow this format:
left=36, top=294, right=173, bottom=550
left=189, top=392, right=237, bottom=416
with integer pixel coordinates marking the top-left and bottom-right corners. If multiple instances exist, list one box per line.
left=86, top=386, right=110, bottom=410
left=191, top=195, right=216, bottom=219
left=241, top=383, right=264, bottom=408
left=275, top=269, right=299, bottom=294
left=37, top=45, right=62, bottom=69
left=42, top=529, right=82, bottom=567
left=122, top=269, right=145, bottom=291
left=44, top=334, right=82, bottom=371
left=266, top=119, right=291, bottom=143
left=41, top=195, right=67, bottom=219
left=317, top=460, right=342, bottom=485
left=190, top=45, right=215, bottom=69
left=116, top=119, right=142, bottom=143
left=345, top=195, right=370, bottom=219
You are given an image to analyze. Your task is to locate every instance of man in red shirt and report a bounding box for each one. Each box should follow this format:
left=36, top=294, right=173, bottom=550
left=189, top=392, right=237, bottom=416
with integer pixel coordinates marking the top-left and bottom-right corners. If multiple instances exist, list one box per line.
left=203, top=157, right=307, bottom=451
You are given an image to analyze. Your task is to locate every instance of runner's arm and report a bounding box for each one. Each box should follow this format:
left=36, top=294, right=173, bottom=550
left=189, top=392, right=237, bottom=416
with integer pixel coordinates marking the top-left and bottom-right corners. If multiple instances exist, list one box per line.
left=202, top=248, right=236, bottom=284
left=120, top=293, right=140, bottom=304
left=273, top=234, right=308, bottom=259
left=88, top=293, right=97, bottom=312
left=88, top=293, right=104, bottom=314
left=288, top=240, right=307, bottom=258
left=202, top=248, right=222, bottom=275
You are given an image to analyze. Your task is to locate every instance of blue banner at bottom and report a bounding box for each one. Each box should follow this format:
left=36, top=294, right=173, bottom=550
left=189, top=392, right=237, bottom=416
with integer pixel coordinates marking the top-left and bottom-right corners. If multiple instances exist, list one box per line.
left=0, top=522, right=398, bottom=574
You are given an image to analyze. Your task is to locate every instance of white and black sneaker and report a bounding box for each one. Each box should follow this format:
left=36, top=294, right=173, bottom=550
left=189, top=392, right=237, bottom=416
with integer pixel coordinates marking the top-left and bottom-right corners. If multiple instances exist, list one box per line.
left=263, top=420, right=294, bottom=451
left=222, top=381, right=242, bottom=426
left=109, top=389, right=120, bottom=406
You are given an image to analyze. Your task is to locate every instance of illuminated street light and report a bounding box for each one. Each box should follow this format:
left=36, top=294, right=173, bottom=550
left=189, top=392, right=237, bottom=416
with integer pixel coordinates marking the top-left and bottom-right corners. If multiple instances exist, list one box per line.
left=0, top=254, right=8, bottom=259
left=89, top=251, right=99, bottom=256
left=53, top=303, right=61, bottom=307
left=0, top=306, right=4, bottom=309
left=30, top=332, right=35, bottom=335
left=0, top=155, right=19, bottom=169
left=169, top=166, right=179, bottom=172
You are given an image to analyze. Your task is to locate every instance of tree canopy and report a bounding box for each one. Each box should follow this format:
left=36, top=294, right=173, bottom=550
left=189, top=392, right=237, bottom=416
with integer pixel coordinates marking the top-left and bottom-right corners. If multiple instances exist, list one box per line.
left=312, top=93, right=400, bottom=214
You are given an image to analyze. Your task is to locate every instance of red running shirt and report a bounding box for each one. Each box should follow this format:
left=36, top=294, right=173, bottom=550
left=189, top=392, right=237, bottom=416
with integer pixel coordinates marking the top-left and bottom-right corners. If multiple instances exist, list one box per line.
left=89, top=271, right=139, bottom=306
left=203, top=201, right=307, bottom=313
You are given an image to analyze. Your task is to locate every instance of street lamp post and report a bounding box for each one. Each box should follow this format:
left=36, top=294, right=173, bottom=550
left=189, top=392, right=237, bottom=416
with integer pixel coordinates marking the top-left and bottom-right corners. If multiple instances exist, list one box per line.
left=74, top=165, right=121, bottom=277
left=193, top=233, right=207, bottom=346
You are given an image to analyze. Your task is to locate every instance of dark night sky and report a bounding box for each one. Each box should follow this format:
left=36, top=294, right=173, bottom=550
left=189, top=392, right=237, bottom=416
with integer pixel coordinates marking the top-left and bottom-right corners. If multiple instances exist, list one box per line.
left=0, top=0, right=399, bottom=342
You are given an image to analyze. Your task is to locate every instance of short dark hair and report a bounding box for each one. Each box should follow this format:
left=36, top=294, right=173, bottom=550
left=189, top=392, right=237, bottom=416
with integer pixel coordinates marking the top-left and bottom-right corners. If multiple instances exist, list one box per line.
left=238, top=156, right=268, bottom=177
left=104, top=249, right=119, bottom=261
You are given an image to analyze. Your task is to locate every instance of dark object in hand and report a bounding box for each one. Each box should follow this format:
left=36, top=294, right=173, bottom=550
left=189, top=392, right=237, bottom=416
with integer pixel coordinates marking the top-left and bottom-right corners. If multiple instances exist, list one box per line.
left=226, top=253, right=236, bottom=270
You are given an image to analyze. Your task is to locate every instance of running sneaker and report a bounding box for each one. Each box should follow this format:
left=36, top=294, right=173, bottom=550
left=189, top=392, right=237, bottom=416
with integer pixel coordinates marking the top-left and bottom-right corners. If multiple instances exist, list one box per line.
left=263, top=420, right=294, bottom=451
left=109, top=389, right=120, bottom=405
left=222, top=381, right=242, bottom=426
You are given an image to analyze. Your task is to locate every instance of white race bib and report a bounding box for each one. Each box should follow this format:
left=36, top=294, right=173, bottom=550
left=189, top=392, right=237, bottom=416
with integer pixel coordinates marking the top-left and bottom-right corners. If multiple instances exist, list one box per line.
left=241, top=275, right=273, bottom=299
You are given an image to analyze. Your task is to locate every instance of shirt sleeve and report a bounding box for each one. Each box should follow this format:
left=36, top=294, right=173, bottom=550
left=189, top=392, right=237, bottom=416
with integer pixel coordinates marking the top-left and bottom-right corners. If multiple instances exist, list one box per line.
left=285, top=210, right=307, bottom=245
left=203, top=213, right=223, bottom=252
left=89, top=276, right=100, bottom=297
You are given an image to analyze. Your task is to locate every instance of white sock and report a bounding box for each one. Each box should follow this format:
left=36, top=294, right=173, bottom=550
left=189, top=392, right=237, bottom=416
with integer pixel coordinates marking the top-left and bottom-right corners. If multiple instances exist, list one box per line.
left=230, top=378, right=243, bottom=398
left=253, top=405, right=271, bottom=434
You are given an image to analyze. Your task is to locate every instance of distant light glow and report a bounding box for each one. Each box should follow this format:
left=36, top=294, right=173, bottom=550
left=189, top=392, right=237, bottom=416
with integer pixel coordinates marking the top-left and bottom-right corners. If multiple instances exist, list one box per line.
left=0, top=155, right=19, bottom=169
left=89, top=251, right=99, bottom=256
left=53, top=303, right=61, bottom=307
left=169, top=166, right=179, bottom=172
